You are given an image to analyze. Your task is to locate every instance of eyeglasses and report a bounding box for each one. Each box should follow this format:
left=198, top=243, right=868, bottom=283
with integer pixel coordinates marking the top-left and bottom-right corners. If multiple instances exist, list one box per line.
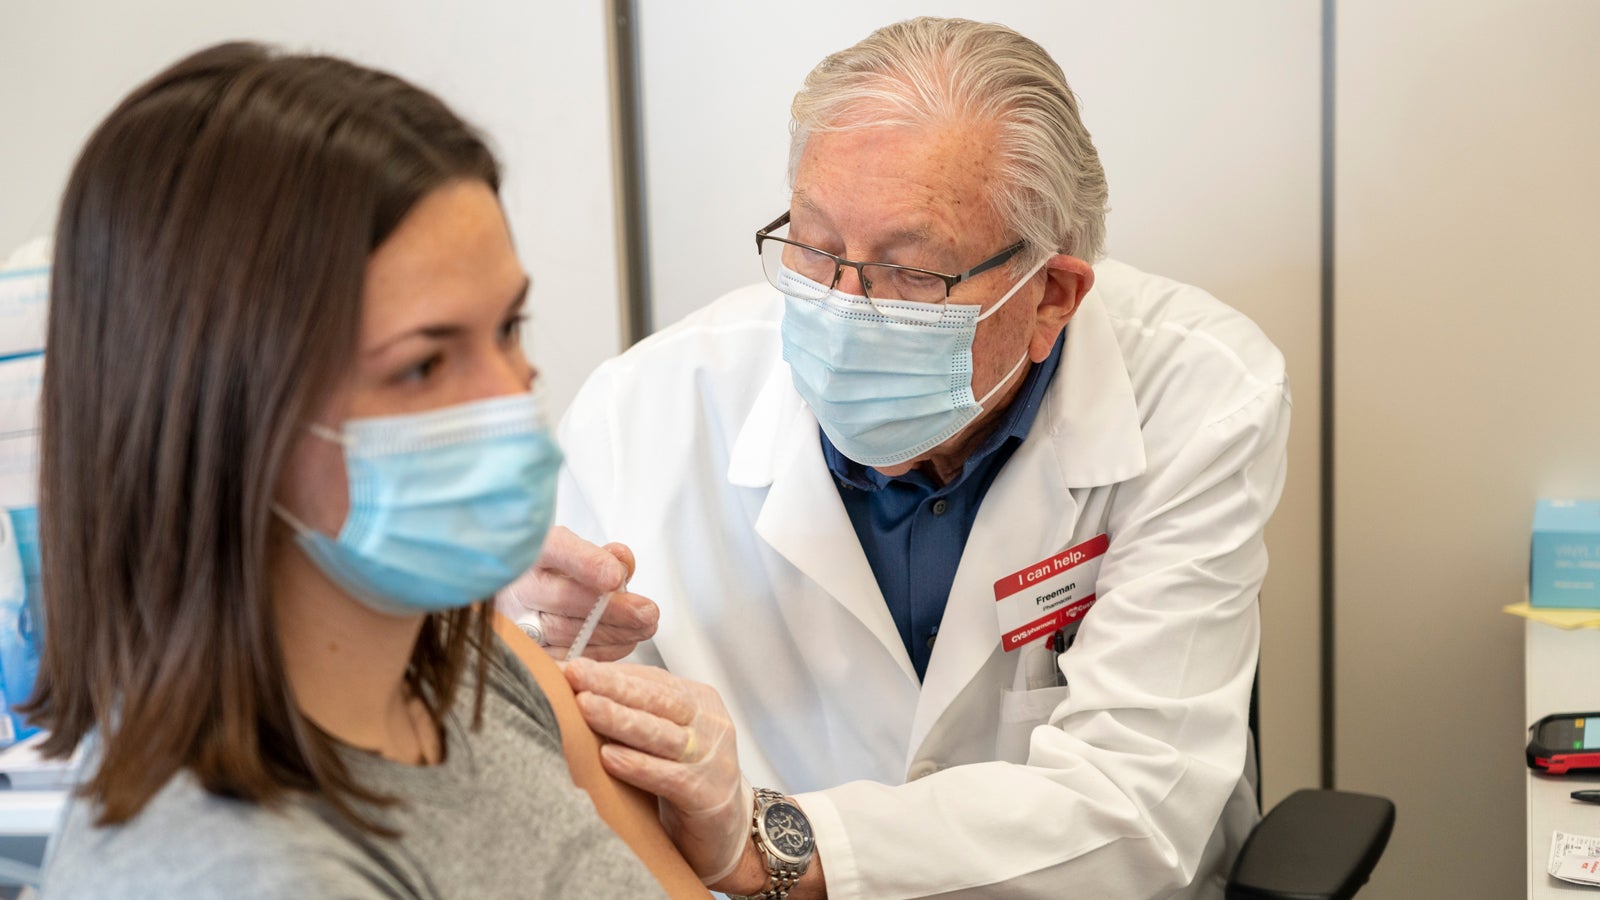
left=755, top=211, right=1025, bottom=318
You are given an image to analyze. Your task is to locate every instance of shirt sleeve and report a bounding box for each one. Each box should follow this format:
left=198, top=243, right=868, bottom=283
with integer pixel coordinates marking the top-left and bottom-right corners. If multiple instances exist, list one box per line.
left=794, top=377, right=1291, bottom=900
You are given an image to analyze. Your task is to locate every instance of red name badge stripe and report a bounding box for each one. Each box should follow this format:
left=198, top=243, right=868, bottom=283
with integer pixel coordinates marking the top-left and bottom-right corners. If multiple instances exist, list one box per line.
left=1001, top=595, right=1096, bottom=650
left=994, top=533, right=1111, bottom=602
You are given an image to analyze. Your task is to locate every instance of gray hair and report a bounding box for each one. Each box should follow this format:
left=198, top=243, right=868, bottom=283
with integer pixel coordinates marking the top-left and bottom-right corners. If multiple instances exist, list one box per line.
left=789, top=17, right=1108, bottom=265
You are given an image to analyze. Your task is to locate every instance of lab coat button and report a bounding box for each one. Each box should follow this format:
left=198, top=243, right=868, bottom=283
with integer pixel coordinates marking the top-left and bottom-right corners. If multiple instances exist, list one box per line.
left=907, top=760, right=940, bottom=780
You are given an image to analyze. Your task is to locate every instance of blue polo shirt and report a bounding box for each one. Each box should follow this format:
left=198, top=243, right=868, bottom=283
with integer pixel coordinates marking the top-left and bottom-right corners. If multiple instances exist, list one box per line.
left=822, top=331, right=1066, bottom=680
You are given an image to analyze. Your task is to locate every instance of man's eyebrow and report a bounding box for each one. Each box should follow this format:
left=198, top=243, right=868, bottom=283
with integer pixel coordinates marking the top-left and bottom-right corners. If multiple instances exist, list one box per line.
left=881, top=225, right=934, bottom=247
left=792, top=191, right=935, bottom=251
left=792, top=190, right=827, bottom=218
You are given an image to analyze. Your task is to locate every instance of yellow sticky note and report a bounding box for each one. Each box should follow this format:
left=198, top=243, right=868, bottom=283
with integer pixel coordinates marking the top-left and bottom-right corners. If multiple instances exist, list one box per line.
left=1503, top=601, right=1600, bottom=630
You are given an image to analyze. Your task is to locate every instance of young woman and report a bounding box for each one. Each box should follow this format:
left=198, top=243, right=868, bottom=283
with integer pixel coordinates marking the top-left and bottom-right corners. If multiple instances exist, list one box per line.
left=26, top=43, right=704, bottom=898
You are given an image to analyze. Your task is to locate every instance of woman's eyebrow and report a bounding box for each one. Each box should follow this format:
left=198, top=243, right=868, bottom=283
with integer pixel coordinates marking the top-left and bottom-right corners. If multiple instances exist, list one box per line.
left=367, top=277, right=531, bottom=355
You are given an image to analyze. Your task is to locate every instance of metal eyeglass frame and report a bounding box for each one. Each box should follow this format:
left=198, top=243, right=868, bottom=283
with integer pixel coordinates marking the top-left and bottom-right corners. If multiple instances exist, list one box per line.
left=755, top=211, right=1026, bottom=302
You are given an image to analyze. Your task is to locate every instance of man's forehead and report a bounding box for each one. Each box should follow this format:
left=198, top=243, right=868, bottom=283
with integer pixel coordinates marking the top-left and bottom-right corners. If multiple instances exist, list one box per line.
left=791, top=189, right=938, bottom=246
left=794, top=122, right=999, bottom=209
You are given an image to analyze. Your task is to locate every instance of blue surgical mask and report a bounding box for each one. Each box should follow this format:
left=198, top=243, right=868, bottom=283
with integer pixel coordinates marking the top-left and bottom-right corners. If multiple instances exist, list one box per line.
left=779, top=257, right=1046, bottom=467
left=274, top=392, right=561, bottom=615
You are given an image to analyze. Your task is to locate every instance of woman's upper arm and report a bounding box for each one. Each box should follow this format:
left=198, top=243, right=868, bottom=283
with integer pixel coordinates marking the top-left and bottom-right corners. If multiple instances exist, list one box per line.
left=492, top=613, right=710, bottom=898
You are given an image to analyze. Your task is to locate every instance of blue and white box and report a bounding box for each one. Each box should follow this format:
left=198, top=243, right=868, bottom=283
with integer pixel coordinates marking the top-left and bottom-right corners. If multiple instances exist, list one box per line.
left=0, top=511, right=39, bottom=745
left=0, top=261, right=46, bottom=746
left=1532, top=499, right=1600, bottom=608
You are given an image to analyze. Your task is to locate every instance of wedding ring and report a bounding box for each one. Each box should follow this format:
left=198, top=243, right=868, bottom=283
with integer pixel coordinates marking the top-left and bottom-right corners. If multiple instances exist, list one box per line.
left=517, top=616, right=547, bottom=647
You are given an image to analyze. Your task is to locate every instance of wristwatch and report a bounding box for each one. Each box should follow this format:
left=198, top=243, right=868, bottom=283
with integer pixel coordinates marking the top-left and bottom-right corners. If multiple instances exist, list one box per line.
left=727, top=787, right=815, bottom=900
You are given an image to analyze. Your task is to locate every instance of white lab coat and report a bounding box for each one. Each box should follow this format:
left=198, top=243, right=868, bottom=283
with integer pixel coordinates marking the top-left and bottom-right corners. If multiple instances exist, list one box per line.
left=556, top=259, right=1290, bottom=900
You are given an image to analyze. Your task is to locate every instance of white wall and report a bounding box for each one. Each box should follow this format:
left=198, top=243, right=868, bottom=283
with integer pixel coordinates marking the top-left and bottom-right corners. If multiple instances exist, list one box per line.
left=0, top=0, right=621, bottom=414
left=635, top=0, right=1326, bottom=806
left=1334, top=1, right=1600, bottom=896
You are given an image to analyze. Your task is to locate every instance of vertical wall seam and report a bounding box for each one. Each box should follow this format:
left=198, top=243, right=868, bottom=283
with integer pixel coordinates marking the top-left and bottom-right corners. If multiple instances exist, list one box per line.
left=607, top=0, right=653, bottom=345
left=1319, top=0, right=1338, bottom=792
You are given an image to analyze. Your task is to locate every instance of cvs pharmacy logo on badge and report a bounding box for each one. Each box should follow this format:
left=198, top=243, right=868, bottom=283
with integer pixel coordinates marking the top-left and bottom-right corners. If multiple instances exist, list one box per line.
left=993, top=534, right=1109, bottom=651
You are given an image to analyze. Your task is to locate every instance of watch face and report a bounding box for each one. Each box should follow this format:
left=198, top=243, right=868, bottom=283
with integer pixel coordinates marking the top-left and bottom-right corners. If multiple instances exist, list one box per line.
left=760, top=800, right=815, bottom=862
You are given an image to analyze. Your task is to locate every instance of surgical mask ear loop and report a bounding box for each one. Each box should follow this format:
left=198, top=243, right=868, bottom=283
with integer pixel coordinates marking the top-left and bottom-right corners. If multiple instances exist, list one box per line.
left=270, top=422, right=352, bottom=539
left=308, top=423, right=350, bottom=446
left=976, top=347, right=1033, bottom=407
left=970, top=254, right=1048, bottom=405
left=975, top=255, right=1049, bottom=322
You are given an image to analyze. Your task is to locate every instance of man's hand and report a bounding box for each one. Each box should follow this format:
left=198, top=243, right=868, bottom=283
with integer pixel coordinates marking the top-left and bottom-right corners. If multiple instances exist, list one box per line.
left=565, top=659, right=753, bottom=887
left=496, top=526, right=659, bottom=661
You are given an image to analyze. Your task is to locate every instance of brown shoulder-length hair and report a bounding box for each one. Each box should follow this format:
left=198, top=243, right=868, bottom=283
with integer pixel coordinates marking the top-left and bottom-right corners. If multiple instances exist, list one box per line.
left=24, top=42, right=502, bottom=831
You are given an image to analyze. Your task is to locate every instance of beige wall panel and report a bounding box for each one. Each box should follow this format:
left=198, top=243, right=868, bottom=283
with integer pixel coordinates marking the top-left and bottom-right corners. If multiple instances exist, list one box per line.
left=1334, top=2, right=1600, bottom=897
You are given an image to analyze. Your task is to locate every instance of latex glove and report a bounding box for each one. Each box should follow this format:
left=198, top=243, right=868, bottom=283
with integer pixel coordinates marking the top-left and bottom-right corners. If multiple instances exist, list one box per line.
left=495, top=526, right=658, bottom=661
left=565, top=658, right=752, bottom=885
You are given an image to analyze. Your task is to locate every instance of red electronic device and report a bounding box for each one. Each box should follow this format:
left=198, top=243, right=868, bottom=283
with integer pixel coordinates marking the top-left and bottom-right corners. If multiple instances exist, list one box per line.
left=1528, top=712, right=1600, bottom=774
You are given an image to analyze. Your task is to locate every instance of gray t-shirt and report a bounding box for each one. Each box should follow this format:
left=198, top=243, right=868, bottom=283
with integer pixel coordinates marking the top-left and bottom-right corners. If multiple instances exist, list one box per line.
left=42, top=637, right=669, bottom=899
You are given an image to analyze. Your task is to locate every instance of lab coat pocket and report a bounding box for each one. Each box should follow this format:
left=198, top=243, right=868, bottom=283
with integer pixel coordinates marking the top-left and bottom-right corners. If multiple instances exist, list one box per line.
left=996, top=685, right=1071, bottom=763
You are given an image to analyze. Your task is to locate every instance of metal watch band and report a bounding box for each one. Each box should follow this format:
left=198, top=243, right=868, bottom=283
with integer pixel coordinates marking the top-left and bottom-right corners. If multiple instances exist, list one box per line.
left=727, top=787, right=811, bottom=900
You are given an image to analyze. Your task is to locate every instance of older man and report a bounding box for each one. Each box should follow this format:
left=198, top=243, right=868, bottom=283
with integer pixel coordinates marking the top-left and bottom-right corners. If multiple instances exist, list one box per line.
left=509, top=17, right=1289, bottom=899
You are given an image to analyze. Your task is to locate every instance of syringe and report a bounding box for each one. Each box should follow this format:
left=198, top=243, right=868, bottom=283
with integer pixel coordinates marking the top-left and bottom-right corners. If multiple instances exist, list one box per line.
left=564, top=586, right=619, bottom=660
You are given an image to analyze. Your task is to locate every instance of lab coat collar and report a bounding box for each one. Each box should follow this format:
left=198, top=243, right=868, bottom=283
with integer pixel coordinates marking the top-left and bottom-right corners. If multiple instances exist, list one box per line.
left=736, top=383, right=920, bottom=685
left=726, top=361, right=797, bottom=490
left=1046, top=287, right=1147, bottom=489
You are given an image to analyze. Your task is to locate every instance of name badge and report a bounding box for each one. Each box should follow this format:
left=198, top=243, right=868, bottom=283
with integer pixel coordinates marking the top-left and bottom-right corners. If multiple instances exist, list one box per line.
left=993, top=534, right=1108, bottom=652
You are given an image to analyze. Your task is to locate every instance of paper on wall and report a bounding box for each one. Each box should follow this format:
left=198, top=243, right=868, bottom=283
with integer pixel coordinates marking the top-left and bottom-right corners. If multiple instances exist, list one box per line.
left=1549, top=830, right=1600, bottom=886
left=0, top=259, right=45, bottom=510
left=0, top=354, right=41, bottom=509
left=0, top=267, right=48, bottom=359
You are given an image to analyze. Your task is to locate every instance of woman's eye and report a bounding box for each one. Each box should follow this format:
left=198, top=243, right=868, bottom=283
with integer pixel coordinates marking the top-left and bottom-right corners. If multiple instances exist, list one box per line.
left=400, top=354, right=442, bottom=383
left=499, top=313, right=528, bottom=344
